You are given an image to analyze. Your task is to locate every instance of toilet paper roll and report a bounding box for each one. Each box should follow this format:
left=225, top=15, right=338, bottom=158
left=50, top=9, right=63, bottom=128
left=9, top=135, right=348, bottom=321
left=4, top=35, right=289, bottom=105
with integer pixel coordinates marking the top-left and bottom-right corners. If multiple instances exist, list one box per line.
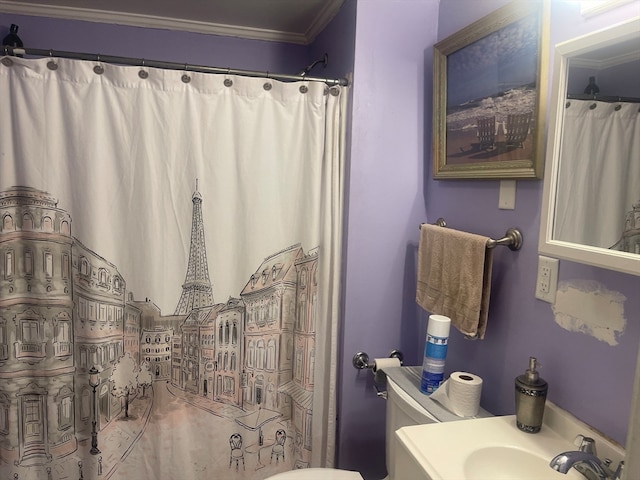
left=430, top=371, right=483, bottom=417
left=372, top=357, right=402, bottom=383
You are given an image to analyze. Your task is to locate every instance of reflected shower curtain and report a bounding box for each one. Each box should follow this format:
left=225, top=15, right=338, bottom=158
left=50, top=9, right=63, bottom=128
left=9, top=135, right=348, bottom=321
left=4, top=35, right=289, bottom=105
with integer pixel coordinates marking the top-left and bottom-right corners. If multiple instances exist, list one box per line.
left=555, top=99, right=640, bottom=250
left=0, top=55, right=346, bottom=480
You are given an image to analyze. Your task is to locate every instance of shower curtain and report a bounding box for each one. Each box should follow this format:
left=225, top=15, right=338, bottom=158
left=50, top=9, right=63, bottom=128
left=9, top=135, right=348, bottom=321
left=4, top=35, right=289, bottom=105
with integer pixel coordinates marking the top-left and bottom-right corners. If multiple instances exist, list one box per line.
left=555, top=99, right=640, bottom=250
left=0, top=55, right=346, bottom=480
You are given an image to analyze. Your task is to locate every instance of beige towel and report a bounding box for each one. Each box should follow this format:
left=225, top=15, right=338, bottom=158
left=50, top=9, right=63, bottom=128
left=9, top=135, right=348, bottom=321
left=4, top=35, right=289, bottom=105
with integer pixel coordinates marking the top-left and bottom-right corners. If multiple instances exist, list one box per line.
left=416, top=224, right=493, bottom=339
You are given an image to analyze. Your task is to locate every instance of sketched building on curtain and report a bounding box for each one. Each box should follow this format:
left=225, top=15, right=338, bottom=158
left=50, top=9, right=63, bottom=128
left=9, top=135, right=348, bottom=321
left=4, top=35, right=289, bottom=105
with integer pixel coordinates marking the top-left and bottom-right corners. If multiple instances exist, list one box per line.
left=0, top=187, right=76, bottom=466
left=140, top=328, right=173, bottom=381
left=215, top=297, right=244, bottom=407
left=124, top=294, right=142, bottom=364
left=622, top=202, right=640, bottom=254
left=72, top=239, right=126, bottom=441
left=180, top=305, right=222, bottom=394
left=285, top=248, right=318, bottom=468
left=240, top=246, right=301, bottom=414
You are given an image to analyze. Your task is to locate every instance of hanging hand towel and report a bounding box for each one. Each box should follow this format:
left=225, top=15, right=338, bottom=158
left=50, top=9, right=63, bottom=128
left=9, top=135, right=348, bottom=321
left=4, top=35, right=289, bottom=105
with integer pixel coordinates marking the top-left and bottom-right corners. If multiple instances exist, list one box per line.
left=416, top=224, right=493, bottom=339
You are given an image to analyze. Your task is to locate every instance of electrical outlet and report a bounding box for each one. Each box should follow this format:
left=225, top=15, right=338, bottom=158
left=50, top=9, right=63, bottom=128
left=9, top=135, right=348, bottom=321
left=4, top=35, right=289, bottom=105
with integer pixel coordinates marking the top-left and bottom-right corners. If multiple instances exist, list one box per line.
left=535, top=255, right=559, bottom=303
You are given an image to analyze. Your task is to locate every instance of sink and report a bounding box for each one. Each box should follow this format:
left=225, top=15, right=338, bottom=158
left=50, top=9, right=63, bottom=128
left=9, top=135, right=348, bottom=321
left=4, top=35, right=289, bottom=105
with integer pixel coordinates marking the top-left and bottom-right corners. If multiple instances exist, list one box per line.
left=393, top=414, right=585, bottom=480
left=464, top=446, right=580, bottom=480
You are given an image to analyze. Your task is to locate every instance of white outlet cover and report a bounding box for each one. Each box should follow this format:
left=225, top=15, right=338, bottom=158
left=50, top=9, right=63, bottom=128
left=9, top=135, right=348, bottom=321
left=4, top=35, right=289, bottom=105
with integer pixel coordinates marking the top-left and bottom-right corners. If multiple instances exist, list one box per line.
left=535, top=255, right=559, bottom=303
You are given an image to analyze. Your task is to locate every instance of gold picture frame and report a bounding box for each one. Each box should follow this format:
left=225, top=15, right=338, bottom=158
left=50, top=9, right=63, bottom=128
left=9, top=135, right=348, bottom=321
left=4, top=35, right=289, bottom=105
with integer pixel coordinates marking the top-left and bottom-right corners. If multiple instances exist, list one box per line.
left=432, top=1, right=549, bottom=179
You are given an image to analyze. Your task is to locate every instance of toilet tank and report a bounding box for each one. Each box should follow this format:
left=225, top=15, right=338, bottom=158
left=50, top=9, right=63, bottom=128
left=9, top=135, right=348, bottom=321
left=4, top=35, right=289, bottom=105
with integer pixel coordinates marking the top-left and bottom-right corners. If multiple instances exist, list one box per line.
left=385, top=377, right=438, bottom=477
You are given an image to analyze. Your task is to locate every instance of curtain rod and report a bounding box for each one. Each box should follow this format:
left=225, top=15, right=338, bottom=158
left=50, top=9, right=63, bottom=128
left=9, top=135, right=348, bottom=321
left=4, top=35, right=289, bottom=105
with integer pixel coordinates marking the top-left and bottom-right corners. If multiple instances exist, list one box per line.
left=1, top=46, right=350, bottom=87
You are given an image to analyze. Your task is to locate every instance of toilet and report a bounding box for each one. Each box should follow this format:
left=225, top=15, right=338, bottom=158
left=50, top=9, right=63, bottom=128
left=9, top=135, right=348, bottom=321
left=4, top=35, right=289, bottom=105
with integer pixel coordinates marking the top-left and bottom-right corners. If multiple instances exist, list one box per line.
left=266, top=366, right=492, bottom=480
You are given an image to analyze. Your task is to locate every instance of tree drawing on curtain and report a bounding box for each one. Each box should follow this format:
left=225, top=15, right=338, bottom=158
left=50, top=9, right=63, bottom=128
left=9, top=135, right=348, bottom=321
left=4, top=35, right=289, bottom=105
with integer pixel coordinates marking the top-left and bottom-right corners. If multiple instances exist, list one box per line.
left=110, top=352, right=139, bottom=418
left=138, top=362, right=153, bottom=397
left=0, top=184, right=319, bottom=479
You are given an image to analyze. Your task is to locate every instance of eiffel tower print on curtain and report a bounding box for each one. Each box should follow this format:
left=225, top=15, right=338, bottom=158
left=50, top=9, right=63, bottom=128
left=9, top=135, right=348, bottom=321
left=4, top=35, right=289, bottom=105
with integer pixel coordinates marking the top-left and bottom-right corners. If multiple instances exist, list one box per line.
left=174, top=180, right=214, bottom=314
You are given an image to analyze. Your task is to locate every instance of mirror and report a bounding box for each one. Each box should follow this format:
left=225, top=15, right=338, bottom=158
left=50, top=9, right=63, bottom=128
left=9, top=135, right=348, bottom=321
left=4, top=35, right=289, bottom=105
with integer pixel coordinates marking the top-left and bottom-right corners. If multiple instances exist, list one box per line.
left=539, top=17, right=640, bottom=276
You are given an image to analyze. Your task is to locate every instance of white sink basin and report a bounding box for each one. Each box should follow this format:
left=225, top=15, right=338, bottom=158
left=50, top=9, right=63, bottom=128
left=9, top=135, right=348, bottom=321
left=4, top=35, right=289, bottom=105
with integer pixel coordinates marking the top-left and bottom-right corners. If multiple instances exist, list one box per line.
left=394, top=415, right=585, bottom=480
left=464, top=445, right=579, bottom=480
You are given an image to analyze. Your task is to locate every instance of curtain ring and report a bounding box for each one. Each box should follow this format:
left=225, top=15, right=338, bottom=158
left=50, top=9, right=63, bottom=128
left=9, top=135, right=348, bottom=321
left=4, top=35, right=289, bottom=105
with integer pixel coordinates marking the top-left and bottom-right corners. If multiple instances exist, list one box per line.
left=47, top=50, right=58, bottom=70
left=139, top=59, right=149, bottom=79
left=181, top=64, right=191, bottom=84
left=93, top=55, right=104, bottom=75
left=263, top=72, right=272, bottom=91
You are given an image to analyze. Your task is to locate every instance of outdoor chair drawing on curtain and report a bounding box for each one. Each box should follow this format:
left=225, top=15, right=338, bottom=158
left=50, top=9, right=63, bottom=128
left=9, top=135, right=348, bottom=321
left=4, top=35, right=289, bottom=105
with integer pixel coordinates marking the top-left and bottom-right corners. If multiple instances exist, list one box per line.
left=270, top=429, right=286, bottom=464
left=229, top=433, right=245, bottom=471
left=505, top=112, right=532, bottom=148
left=476, top=116, right=496, bottom=150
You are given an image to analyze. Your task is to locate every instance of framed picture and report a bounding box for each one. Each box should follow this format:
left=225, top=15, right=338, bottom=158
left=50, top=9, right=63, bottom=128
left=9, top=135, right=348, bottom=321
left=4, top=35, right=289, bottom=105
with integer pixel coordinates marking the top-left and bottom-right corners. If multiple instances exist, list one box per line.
left=432, top=1, right=549, bottom=179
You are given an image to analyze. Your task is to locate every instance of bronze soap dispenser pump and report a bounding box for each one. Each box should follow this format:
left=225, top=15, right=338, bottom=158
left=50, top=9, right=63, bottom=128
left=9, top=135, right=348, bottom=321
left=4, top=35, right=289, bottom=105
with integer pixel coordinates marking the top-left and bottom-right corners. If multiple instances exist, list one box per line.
left=515, top=356, right=548, bottom=433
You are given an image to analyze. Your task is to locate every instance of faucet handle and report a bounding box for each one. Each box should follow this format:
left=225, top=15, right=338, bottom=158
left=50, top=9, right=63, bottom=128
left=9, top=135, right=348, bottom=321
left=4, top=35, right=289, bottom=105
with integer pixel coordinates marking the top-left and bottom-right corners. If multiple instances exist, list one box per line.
left=573, top=435, right=597, bottom=456
left=614, top=460, right=624, bottom=480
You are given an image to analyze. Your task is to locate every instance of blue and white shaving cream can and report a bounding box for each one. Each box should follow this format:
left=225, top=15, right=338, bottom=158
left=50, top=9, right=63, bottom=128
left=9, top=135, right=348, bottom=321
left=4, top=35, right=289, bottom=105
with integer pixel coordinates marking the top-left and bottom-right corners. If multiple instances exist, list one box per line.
left=420, top=314, right=451, bottom=394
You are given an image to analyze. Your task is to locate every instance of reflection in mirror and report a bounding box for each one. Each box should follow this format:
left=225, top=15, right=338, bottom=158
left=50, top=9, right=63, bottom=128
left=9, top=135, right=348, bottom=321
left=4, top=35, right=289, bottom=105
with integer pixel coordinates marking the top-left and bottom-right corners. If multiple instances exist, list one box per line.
left=555, top=36, right=640, bottom=252
left=539, top=17, right=640, bottom=275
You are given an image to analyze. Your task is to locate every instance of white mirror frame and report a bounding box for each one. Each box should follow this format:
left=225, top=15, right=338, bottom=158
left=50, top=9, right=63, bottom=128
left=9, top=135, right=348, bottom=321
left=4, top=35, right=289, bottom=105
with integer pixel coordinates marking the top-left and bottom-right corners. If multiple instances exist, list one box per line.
left=539, top=17, right=640, bottom=276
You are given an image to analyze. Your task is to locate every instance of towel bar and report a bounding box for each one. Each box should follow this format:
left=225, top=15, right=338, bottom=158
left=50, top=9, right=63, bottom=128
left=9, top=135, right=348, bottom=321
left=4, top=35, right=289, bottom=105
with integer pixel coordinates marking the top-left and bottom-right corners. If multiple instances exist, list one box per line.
left=420, top=218, right=523, bottom=251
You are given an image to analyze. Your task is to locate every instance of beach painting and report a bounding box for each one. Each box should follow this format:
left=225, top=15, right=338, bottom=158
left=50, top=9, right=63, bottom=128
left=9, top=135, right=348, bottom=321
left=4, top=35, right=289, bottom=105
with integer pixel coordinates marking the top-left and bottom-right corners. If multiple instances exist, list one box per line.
left=432, top=1, right=548, bottom=179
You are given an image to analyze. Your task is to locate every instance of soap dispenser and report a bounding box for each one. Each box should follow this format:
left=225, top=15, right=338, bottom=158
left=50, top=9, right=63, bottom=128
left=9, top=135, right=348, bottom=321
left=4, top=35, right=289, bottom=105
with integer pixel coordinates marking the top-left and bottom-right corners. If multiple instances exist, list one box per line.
left=515, top=356, right=548, bottom=433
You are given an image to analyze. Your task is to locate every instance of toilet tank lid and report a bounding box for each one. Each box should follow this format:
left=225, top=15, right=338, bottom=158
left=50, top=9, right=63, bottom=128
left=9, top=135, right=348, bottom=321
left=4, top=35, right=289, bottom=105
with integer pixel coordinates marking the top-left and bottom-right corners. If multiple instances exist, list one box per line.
left=385, top=366, right=493, bottom=421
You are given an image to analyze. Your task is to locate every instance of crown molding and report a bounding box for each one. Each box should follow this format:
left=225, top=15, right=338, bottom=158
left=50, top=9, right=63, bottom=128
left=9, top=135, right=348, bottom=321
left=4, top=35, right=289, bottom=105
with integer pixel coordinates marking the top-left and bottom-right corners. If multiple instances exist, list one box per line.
left=304, top=0, right=345, bottom=44
left=571, top=50, right=640, bottom=70
left=0, top=0, right=309, bottom=44
left=580, top=0, right=635, bottom=18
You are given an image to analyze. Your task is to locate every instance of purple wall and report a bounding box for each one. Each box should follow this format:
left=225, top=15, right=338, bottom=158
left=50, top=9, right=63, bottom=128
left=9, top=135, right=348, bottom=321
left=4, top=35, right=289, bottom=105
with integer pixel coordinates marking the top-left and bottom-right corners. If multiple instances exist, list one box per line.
left=339, top=1, right=439, bottom=477
left=339, top=1, right=640, bottom=479
left=309, top=0, right=357, bottom=82
left=0, top=13, right=309, bottom=73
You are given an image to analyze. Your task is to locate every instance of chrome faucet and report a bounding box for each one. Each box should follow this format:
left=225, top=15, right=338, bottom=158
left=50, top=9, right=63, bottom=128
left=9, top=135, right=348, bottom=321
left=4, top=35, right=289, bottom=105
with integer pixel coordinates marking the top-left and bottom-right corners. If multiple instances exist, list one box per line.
left=549, top=435, right=624, bottom=480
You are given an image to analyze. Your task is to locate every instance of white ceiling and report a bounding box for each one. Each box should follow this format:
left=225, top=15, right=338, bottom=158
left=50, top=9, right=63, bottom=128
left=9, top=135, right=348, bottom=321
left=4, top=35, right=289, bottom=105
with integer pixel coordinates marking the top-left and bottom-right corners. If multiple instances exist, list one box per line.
left=0, top=0, right=346, bottom=45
